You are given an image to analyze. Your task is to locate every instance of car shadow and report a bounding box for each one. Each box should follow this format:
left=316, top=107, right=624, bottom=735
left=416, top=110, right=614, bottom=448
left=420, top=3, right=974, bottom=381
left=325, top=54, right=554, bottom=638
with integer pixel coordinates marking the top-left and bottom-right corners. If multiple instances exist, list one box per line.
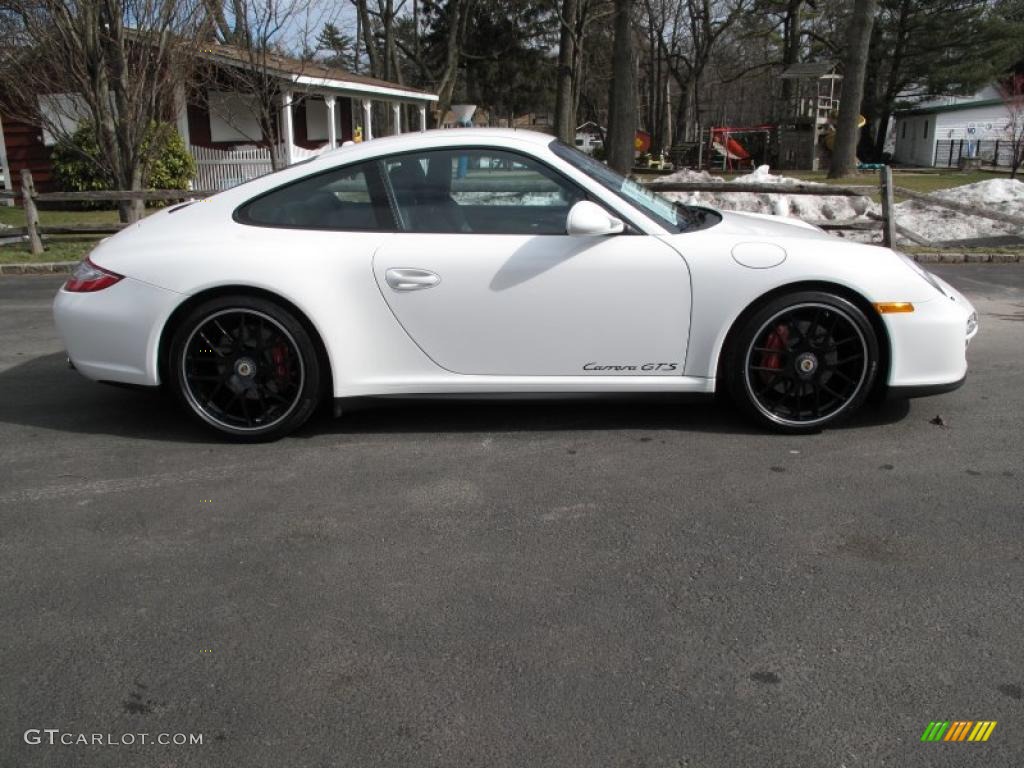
left=0, top=352, right=912, bottom=442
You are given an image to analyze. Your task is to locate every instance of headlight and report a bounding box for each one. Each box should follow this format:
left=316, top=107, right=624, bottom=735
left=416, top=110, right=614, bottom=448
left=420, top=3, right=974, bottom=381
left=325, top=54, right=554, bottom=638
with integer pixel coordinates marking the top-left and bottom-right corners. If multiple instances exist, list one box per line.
left=967, top=311, right=978, bottom=338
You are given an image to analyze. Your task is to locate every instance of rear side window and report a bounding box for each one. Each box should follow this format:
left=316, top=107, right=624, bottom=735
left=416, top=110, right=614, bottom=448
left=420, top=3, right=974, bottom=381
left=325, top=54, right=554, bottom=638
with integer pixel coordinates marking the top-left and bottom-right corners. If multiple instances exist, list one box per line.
left=235, top=161, right=394, bottom=230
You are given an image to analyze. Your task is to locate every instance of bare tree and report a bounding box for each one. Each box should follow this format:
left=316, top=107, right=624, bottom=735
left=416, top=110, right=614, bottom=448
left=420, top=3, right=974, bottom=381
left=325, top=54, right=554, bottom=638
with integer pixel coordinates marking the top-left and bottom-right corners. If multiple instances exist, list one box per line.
left=554, top=0, right=611, bottom=143
left=998, top=72, right=1024, bottom=179
left=554, top=0, right=579, bottom=143
left=828, top=0, right=878, bottom=178
left=0, top=0, right=204, bottom=221
left=199, top=0, right=331, bottom=170
left=606, top=0, right=635, bottom=172
left=648, top=0, right=752, bottom=142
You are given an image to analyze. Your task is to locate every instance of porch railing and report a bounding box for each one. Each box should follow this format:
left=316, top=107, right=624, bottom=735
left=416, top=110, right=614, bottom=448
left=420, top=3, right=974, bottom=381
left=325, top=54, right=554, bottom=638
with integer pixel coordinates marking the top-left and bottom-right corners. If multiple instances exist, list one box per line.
left=190, top=143, right=325, bottom=191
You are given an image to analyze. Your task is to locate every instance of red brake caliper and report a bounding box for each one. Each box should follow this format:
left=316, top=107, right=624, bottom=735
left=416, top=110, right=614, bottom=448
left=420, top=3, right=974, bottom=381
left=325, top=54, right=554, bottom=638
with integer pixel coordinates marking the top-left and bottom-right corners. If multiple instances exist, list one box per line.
left=271, top=343, right=290, bottom=386
left=760, top=324, right=790, bottom=379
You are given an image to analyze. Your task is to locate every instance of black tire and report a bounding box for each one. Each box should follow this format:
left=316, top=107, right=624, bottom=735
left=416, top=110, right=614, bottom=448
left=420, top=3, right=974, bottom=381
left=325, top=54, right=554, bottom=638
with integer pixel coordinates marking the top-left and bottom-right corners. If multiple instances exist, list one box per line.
left=169, top=296, right=322, bottom=442
left=726, top=291, right=879, bottom=433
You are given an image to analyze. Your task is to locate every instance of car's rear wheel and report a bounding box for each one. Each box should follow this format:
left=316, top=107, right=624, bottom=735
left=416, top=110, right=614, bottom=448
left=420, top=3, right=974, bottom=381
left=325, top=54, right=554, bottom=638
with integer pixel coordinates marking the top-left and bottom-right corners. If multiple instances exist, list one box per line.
left=169, top=296, right=322, bottom=441
left=727, top=291, right=879, bottom=433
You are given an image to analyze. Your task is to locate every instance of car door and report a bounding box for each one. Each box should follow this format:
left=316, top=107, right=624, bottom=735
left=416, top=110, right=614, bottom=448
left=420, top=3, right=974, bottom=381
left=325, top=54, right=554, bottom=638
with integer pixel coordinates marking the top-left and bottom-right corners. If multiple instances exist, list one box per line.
left=371, top=146, right=691, bottom=377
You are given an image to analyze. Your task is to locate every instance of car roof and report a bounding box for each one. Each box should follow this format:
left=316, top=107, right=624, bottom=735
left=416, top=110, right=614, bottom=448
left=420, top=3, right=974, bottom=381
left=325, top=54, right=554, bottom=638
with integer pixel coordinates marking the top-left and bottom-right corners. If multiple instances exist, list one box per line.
left=327, top=128, right=557, bottom=154
left=211, top=129, right=561, bottom=204
left=313, top=128, right=558, bottom=167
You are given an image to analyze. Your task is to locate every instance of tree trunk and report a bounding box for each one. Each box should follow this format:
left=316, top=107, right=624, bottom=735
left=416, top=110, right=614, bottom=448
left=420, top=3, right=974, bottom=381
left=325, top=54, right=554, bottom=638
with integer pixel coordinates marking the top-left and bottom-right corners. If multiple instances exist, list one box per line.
left=434, top=0, right=468, bottom=127
left=779, top=0, right=804, bottom=108
left=554, top=0, right=578, bottom=144
left=606, top=0, right=636, bottom=174
left=829, top=0, right=879, bottom=178
left=356, top=0, right=380, bottom=77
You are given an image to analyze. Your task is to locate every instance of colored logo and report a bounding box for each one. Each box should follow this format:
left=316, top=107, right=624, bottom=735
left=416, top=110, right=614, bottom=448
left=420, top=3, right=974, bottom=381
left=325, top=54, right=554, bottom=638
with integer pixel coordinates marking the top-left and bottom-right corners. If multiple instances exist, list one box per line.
left=921, top=721, right=997, bottom=742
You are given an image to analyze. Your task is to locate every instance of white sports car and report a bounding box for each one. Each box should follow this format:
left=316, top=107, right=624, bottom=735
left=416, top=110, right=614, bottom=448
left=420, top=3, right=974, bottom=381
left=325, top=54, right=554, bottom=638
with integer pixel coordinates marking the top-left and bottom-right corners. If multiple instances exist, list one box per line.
left=54, top=129, right=978, bottom=441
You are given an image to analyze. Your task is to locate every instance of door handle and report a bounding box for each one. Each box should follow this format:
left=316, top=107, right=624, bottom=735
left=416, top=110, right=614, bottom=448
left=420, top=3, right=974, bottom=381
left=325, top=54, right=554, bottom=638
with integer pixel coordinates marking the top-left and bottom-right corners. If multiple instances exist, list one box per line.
left=385, top=268, right=441, bottom=291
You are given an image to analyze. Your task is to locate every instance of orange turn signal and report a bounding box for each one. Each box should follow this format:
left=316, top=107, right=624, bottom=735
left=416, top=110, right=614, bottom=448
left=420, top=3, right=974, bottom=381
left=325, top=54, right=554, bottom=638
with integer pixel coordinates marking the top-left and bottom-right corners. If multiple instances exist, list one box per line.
left=874, top=302, right=915, bottom=314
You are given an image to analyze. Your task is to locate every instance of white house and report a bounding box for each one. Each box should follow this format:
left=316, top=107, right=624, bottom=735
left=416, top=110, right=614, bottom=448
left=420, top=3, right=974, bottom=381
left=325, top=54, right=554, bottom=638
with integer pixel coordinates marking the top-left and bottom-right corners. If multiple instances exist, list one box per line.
left=893, top=86, right=1014, bottom=167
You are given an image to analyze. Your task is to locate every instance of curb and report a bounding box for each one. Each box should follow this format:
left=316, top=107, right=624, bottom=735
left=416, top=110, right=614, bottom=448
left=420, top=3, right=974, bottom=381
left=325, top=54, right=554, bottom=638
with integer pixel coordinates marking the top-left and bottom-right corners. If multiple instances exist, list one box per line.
left=0, top=261, right=77, bottom=275
left=911, top=253, right=1022, bottom=264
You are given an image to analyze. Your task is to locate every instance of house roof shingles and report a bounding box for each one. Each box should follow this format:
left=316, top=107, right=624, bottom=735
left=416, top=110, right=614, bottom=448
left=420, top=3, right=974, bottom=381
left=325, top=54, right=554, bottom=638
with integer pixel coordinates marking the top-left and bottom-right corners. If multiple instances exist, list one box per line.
left=198, top=43, right=437, bottom=102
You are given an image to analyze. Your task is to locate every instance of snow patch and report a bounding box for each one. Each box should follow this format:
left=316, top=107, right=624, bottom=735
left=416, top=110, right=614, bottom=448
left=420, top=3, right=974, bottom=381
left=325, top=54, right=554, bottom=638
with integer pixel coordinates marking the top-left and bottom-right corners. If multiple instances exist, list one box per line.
left=654, top=167, right=1024, bottom=245
left=657, top=165, right=878, bottom=240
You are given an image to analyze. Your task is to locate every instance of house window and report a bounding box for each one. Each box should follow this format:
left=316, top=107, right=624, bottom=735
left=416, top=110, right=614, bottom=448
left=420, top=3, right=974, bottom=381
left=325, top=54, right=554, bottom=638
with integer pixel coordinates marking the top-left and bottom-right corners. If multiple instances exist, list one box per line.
left=37, top=93, right=93, bottom=146
left=208, top=91, right=263, bottom=142
left=305, top=98, right=345, bottom=142
left=901, top=122, right=906, bottom=139
left=923, top=120, right=929, bottom=139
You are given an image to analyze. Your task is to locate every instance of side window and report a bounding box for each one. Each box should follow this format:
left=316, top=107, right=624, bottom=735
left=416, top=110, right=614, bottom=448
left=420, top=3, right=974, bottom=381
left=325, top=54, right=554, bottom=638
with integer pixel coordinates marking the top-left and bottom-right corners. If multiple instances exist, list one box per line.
left=236, top=161, right=393, bottom=230
left=381, top=148, right=584, bottom=235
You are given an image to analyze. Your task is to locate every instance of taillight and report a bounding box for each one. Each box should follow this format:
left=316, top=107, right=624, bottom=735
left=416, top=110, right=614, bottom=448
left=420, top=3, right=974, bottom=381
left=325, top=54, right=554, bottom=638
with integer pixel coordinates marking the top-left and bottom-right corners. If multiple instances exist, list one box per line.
left=64, top=257, right=123, bottom=292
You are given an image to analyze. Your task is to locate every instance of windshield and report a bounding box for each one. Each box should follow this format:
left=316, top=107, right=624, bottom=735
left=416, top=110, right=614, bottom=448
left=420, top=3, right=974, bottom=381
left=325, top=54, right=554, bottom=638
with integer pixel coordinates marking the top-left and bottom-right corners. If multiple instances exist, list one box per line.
left=550, top=139, right=707, bottom=233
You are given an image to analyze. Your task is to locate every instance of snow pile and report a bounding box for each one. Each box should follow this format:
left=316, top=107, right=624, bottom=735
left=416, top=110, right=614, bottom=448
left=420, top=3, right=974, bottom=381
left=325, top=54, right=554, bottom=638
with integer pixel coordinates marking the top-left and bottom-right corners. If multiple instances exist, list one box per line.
left=659, top=167, right=721, bottom=184
left=656, top=165, right=877, bottom=229
left=654, top=166, right=1024, bottom=245
left=894, top=178, right=1024, bottom=244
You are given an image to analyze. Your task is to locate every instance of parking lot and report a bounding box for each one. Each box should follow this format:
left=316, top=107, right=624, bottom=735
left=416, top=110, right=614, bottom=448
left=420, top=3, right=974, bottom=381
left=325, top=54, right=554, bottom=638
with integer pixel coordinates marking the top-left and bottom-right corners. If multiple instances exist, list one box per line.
left=1, top=264, right=1022, bottom=766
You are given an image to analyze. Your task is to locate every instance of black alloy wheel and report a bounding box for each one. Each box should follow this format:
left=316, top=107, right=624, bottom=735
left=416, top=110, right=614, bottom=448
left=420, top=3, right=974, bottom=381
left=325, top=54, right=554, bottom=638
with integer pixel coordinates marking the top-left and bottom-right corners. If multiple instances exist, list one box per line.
left=728, top=292, right=879, bottom=432
left=170, top=296, right=322, bottom=441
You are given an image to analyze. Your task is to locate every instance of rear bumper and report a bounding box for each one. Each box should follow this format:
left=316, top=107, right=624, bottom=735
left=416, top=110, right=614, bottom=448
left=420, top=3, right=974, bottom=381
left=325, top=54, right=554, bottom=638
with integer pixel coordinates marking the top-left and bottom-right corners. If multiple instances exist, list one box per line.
left=54, top=277, right=182, bottom=386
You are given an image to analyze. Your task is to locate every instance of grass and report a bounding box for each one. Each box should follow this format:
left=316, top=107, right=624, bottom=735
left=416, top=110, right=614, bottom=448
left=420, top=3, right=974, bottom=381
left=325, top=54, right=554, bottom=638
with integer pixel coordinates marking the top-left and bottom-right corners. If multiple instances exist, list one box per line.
left=0, top=206, right=150, bottom=264
left=715, top=169, right=1002, bottom=200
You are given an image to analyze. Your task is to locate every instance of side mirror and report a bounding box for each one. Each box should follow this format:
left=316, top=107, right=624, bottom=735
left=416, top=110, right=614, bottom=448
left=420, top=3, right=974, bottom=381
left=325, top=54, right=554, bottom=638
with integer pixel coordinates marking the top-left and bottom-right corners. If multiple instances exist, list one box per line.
left=566, top=200, right=624, bottom=236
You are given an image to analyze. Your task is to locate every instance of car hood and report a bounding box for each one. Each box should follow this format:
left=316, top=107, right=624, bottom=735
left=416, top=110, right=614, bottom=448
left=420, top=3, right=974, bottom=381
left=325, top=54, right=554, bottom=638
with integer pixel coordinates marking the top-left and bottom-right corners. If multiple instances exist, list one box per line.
left=704, top=209, right=835, bottom=240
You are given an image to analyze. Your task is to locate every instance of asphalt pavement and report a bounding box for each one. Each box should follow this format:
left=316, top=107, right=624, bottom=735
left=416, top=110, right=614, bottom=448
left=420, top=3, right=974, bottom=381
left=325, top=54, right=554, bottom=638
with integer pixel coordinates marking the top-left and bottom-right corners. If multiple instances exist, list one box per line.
left=1, top=265, right=1022, bottom=767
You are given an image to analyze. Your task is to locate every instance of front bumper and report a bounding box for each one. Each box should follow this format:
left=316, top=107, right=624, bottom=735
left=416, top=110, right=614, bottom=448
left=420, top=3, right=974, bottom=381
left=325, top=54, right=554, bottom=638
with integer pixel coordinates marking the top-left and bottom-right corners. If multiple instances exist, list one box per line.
left=888, top=374, right=966, bottom=400
left=53, top=277, right=182, bottom=386
left=883, top=274, right=976, bottom=391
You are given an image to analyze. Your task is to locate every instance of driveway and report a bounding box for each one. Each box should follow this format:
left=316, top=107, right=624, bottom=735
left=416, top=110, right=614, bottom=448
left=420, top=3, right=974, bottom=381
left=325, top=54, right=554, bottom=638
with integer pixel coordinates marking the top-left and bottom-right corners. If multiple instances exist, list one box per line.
left=1, top=265, right=1022, bottom=766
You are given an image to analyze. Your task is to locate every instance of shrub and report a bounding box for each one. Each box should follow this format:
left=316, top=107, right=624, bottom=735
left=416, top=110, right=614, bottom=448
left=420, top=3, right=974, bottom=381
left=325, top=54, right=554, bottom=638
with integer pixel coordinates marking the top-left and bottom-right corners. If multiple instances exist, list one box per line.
left=51, top=123, right=196, bottom=201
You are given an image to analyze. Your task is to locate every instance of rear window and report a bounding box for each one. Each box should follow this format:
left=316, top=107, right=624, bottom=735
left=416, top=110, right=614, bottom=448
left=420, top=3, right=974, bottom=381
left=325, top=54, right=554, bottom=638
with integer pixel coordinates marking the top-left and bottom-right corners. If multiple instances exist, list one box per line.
left=235, top=161, right=394, bottom=231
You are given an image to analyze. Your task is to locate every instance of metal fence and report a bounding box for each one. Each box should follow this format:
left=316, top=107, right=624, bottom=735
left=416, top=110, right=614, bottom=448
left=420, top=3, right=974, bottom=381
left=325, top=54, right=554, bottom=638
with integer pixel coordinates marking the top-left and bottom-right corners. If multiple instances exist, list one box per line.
left=933, top=139, right=1016, bottom=169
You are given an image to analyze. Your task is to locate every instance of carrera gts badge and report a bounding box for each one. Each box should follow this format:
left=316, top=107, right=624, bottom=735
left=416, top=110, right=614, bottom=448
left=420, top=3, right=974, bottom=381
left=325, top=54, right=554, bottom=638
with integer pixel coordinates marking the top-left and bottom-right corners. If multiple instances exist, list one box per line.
left=583, top=362, right=678, bottom=372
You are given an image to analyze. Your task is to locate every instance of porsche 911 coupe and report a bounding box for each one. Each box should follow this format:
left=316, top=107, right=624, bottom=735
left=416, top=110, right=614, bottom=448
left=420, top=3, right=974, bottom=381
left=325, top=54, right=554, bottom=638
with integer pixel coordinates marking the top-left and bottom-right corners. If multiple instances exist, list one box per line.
left=54, top=129, right=978, bottom=441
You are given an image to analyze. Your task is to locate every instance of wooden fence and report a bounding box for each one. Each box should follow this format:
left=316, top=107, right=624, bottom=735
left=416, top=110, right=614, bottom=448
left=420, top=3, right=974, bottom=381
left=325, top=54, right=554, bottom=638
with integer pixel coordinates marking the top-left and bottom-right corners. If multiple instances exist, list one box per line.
left=0, top=169, right=215, bottom=255
left=3, top=166, right=1023, bottom=257
left=643, top=166, right=1024, bottom=247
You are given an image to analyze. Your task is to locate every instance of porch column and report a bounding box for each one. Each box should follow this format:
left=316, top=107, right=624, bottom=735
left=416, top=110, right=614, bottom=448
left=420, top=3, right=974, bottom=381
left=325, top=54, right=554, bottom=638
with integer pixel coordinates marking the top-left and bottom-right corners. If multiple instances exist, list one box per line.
left=419, top=105, right=427, bottom=132
left=280, top=90, right=294, bottom=165
left=324, top=95, right=337, bottom=149
left=362, top=99, right=373, bottom=141
left=173, top=83, right=191, bottom=151
left=392, top=102, right=402, bottom=135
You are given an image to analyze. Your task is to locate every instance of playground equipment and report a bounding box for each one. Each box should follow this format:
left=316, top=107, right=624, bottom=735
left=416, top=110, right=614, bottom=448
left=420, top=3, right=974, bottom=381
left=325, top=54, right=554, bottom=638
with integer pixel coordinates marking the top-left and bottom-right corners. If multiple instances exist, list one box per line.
left=706, top=125, right=773, bottom=170
left=777, top=61, right=843, bottom=170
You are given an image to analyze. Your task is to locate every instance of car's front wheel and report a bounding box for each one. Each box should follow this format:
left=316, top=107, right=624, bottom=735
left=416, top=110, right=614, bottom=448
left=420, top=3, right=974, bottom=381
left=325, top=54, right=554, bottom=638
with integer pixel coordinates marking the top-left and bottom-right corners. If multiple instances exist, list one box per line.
left=727, top=291, right=879, bottom=433
left=169, top=296, right=322, bottom=441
